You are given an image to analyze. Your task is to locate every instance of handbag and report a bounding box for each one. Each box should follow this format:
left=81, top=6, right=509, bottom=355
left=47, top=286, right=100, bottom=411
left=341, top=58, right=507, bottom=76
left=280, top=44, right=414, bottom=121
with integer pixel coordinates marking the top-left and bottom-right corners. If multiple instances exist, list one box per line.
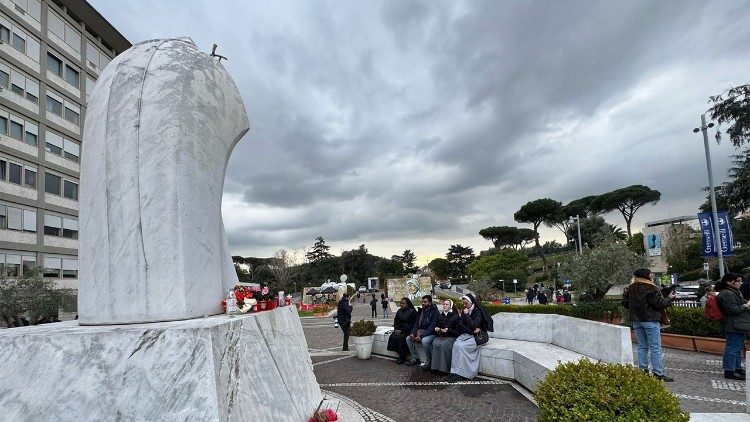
left=473, top=329, right=489, bottom=346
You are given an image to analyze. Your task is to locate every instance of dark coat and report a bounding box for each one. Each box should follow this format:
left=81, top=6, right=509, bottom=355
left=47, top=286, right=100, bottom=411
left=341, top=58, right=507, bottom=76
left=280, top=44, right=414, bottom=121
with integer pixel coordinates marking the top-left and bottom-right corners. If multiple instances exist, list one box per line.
left=393, top=307, right=417, bottom=333
left=537, top=292, right=548, bottom=304
left=717, top=287, right=750, bottom=333
left=411, top=304, right=439, bottom=337
left=621, top=280, right=672, bottom=322
left=337, top=298, right=353, bottom=326
left=435, top=310, right=460, bottom=338
left=370, top=298, right=378, bottom=308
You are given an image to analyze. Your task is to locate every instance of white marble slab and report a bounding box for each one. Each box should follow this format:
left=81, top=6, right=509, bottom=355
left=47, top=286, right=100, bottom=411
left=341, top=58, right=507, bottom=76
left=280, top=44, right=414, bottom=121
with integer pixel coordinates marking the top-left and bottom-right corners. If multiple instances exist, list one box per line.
left=78, top=38, right=250, bottom=324
left=0, top=307, right=322, bottom=422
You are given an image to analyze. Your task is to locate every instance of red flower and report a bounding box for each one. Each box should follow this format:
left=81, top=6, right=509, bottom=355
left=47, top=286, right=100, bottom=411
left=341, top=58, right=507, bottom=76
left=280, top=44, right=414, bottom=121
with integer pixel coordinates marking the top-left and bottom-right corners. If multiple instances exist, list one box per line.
left=325, top=409, right=337, bottom=421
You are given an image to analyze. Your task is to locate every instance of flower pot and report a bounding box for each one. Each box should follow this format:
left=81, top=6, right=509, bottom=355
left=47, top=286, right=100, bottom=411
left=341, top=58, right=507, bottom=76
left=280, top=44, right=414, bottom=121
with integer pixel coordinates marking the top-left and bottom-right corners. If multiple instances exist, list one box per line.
left=258, top=300, right=268, bottom=311
left=352, top=335, right=374, bottom=360
left=660, top=333, right=696, bottom=351
left=267, top=300, right=276, bottom=310
left=251, top=304, right=258, bottom=313
left=694, top=337, right=725, bottom=355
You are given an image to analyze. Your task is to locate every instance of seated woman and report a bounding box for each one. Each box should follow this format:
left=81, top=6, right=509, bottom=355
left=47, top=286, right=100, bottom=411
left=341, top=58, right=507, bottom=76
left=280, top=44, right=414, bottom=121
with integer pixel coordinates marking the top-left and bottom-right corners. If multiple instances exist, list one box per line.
left=431, top=299, right=460, bottom=373
left=446, top=294, right=494, bottom=382
left=387, top=297, right=417, bottom=364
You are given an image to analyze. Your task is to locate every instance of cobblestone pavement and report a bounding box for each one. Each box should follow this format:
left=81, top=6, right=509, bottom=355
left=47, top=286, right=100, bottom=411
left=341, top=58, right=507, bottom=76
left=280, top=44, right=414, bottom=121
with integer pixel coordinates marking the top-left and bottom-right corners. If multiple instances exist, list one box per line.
left=304, top=301, right=748, bottom=418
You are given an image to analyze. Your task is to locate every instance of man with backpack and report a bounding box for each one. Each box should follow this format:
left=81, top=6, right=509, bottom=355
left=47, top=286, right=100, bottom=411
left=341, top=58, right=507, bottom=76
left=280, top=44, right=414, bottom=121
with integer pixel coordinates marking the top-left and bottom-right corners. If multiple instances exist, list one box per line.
left=716, top=273, right=750, bottom=380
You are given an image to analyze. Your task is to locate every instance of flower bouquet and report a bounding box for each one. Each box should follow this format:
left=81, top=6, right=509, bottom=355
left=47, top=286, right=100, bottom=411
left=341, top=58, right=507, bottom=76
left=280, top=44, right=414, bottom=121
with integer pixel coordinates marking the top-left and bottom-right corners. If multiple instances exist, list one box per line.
left=308, top=408, right=337, bottom=422
left=221, top=284, right=260, bottom=313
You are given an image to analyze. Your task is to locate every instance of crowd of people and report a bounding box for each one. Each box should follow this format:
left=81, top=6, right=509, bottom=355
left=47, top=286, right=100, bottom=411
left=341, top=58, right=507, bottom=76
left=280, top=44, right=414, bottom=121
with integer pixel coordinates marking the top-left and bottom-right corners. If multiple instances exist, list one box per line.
left=385, top=294, right=493, bottom=383
left=525, top=284, right=572, bottom=305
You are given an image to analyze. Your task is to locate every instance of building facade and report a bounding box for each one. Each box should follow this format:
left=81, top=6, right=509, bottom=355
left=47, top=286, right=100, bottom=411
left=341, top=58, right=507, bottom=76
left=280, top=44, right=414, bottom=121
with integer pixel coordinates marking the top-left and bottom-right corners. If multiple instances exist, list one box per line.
left=0, top=0, right=129, bottom=290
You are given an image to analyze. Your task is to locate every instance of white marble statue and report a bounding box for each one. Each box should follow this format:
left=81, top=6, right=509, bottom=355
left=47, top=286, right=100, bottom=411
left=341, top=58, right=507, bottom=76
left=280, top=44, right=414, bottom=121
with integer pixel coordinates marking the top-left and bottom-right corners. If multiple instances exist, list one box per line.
left=78, top=38, right=249, bottom=324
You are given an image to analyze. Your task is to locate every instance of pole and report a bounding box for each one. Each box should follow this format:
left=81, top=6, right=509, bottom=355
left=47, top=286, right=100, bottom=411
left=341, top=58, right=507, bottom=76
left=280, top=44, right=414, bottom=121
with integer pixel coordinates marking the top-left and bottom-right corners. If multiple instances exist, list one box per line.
left=699, top=114, right=725, bottom=278
left=575, top=215, right=583, bottom=256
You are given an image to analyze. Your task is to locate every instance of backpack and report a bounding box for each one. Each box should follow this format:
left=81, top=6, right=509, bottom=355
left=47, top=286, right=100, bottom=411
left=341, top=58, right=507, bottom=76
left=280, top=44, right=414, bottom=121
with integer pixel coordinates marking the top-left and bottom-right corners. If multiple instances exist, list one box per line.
left=705, top=295, right=723, bottom=321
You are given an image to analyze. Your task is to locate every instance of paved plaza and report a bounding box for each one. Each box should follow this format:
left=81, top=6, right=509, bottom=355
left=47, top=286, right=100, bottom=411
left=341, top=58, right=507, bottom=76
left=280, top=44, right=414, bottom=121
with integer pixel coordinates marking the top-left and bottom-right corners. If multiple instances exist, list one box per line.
left=303, top=302, right=748, bottom=420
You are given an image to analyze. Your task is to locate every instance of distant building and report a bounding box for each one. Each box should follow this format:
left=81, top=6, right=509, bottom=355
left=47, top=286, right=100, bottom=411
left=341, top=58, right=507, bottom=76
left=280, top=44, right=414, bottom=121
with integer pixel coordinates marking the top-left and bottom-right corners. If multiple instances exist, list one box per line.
left=642, top=216, right=699, bottom=274
left=0, top=0, right=130, bottom=289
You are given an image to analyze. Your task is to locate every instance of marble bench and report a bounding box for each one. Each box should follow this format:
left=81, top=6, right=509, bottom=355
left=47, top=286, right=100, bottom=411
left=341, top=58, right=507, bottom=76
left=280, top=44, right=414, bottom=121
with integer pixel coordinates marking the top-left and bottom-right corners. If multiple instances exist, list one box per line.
left=372, top=312, right=633, bottom=392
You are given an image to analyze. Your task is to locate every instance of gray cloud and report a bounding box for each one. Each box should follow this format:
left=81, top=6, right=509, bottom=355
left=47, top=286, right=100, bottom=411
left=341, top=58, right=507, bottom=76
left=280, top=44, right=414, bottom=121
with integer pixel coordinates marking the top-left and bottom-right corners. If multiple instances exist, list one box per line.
left=91, top=0, right=750, bottom=260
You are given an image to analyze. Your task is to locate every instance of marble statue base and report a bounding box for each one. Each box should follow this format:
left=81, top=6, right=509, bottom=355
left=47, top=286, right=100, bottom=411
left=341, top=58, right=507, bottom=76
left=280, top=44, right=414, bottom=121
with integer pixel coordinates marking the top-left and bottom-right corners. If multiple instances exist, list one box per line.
left=0, top=307, right=322, bottom=422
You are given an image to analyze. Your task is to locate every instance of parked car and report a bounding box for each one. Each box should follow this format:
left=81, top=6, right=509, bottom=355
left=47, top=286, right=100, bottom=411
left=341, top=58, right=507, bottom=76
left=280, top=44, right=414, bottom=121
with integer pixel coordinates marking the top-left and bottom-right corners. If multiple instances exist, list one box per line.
left=358, top=286, right=366, bottom=293
left=439, top=282, right=452, bottom=290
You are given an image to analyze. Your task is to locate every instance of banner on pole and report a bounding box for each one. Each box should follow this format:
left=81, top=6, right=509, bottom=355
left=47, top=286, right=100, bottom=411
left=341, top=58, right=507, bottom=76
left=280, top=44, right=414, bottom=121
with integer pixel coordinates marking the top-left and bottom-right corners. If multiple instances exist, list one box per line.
left=698, top=212, right=734, bottom=257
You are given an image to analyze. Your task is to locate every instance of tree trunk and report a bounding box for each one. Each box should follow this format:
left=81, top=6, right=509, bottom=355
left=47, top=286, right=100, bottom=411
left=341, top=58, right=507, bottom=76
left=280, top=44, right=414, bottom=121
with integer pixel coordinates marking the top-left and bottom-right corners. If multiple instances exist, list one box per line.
left=534, top=226, right=548, bottom=272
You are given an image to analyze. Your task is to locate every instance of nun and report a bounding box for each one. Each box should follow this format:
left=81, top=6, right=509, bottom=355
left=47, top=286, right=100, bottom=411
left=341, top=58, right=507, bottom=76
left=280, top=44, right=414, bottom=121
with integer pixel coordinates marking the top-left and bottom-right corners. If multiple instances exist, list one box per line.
left=430, top=299, right=461, bottom=373
left=387, top=297, right=417, bottom=364
left=446, top=294, right=494, bottom=382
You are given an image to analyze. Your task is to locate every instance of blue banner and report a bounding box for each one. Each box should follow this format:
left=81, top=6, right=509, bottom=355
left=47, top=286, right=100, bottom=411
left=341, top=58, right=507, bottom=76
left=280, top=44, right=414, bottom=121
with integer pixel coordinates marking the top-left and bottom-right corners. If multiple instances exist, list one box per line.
left=698, top=212, right=734, bottom=257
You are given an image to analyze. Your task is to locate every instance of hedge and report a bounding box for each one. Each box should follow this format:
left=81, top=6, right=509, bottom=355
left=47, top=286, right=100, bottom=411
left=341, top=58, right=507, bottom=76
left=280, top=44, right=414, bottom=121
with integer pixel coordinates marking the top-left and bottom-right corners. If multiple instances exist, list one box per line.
left=537, top=360, right=688, bottom=421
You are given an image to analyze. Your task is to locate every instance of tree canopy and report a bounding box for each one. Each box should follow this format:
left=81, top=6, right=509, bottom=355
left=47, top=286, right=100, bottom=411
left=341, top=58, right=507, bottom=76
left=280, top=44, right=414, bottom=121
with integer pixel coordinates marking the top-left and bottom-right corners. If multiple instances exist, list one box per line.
left=468, top=249, right=529, bottom=288
left=566, top=216, right=626, bottom=249
left=514, top=198, right=563, bottom=271
left=446, top=244, right=475, bottom=280
left=562, top=239, right=650, bottom=301
left=591, top=185, right=661, bottom=238
left=428, top=258, right=451, bottom=280
left=708, top=84, right=749, bottom=148
left=479, top=226, right=537, bottom=250
left=306, top=236, right=332, bottom=262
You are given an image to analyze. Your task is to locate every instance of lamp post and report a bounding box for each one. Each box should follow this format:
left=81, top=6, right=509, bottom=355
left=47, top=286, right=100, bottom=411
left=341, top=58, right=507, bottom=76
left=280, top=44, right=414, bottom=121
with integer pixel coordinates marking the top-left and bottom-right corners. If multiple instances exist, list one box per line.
left=693, top=114, right=724, bottom=278
left=569, top=215, right=582, bottom=256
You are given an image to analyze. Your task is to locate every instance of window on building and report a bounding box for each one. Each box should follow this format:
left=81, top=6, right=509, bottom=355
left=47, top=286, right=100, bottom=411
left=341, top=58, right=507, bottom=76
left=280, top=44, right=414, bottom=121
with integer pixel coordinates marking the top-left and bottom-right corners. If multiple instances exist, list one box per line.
left=62, top=258, right=77, bottom=278
left=86, top=40, right=111, bottom=70
left=45, top=94, right=62, bottom=116
left=10, top=70, right=23, bottom=96
left=12, top=33, right=25, bottom=53
left=25, top=79, right=38, bottom=103
left=8, top=161, right=21, bottom=184
left=24, top=122, right=37, bottom=146
left=85, top=75, right=95, bottom=99
left=0, top=65, right=8, bottom=88
left=9, top=119, right=23, bottom=140
left=64, top=102, right=79, bottom=125
left=22, top=255, right=36, bottom=274
left=24, top=167, right=35, bottom=189
left=5, top=254, right=21, bottom=277
left=64, top=65, right=79, bottom=87
left=47, top=52, right=62, bottom=76
left=13, top=0, right=42, bottom=23
left=45, top=130, right=63, bottom=155
left=44, top=214, right=61, bottom=236
left=23, top=209, right=35, bottom=232
left=64, top=26, right=80, bottom=53
left=43, top=257, right=60, bottom=278
left=44, top=172, right=61, bottom=195
left=0, top=115, right=6, bottom=134
left=0, top=158, right=5, bottom=180
left=63, top=180, right=77, bottom=200
left=6, top=206, right=22, bottom=230
left=62, top=217, right=77, bottom=239
left=0, top=24, right=9, bottom=43
left=63, top=139, right=79, bottom=162
left=0, top=205, right=5, bottom=228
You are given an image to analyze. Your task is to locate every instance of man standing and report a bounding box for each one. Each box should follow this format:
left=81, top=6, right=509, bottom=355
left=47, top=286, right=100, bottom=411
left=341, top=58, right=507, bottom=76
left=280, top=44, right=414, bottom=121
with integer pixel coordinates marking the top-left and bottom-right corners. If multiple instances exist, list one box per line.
left=406, top=295, right=439, bottom=368
left=337, top=293, right=353, bottom=351
left=370, top=294, right=378, bottom=318
left=622, top=268, right=676, bottom=382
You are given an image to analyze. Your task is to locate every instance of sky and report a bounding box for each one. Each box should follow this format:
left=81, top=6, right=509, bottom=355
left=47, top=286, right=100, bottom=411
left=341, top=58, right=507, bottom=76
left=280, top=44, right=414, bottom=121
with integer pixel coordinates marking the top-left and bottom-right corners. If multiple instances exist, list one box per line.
left=90, top=0, right=749, bottom=265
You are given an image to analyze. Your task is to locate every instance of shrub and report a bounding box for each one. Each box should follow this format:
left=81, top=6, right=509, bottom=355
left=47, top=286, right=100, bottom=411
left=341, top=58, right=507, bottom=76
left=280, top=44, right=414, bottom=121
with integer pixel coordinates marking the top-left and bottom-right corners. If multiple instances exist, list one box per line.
left=313, top=305, right=329, bottom=314
left=490, top=304, right=573, bottom=316
left=350, top=319, right=377, bottom=336
left=621, top=306, right=723, bottom=338
left=536, top=359, right=688, bottom=422
left=569, top=301, right=624, bottom=321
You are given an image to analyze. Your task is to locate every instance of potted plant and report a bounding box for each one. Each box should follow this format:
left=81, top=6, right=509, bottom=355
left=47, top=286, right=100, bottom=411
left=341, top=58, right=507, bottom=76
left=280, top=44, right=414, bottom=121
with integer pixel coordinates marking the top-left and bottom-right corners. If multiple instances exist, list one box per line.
left=350, top=319, right=377, bottom=359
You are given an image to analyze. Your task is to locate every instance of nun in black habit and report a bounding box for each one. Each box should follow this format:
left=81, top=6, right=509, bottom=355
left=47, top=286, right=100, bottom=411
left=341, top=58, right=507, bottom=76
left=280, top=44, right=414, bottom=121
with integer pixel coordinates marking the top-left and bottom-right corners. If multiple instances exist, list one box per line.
left=446, top=294, right=494, bottom=382
left=387, top=297, right=417, bottom=364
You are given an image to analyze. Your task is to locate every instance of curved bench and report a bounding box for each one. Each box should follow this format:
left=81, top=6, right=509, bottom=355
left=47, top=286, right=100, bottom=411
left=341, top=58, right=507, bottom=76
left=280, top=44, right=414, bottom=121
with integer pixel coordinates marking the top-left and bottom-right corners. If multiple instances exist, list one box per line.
left=372, top=311, right=633, bottom=392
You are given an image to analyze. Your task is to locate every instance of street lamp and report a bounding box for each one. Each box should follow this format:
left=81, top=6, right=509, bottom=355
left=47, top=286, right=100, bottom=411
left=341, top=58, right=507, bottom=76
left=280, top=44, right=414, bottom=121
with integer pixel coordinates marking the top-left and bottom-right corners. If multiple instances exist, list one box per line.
left=569, top=215, right=582, bottom=256
left=693, top=114, right=724, bottom=278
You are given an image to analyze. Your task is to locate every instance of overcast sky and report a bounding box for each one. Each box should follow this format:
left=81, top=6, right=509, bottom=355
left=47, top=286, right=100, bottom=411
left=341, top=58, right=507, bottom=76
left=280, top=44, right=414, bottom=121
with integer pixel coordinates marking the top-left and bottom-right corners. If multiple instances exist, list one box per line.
left=91, top=0, right=749, bottom=264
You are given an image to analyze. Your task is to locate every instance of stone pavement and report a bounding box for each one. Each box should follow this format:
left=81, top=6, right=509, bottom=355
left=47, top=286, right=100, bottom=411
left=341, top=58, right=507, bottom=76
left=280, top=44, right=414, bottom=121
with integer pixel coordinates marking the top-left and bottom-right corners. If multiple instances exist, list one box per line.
left=303, top=301, right=750, bottom=419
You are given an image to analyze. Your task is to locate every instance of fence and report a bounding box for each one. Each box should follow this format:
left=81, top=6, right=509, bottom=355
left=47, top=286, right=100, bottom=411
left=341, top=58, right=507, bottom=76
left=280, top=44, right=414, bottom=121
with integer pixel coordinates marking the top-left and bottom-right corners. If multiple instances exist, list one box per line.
left=672, top=300, right=700, bottom=308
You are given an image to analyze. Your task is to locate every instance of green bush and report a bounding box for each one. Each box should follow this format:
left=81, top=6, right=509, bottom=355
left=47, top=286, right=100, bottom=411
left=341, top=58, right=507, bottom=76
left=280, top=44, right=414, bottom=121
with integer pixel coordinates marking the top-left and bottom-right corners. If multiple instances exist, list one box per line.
left=569, top=301, right=624, bottom=321
left=536, top=359, right=688, bottom=422
left=490, top=304, right=573, bottom=316
left=350, top=319, right=377, bottom=336
left=621, top=306, right=724, bottom=338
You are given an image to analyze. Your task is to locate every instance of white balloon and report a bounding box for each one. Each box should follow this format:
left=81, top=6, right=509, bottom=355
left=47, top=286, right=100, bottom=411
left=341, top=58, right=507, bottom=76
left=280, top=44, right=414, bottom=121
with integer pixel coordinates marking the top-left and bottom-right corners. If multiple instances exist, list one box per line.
left=340, top=274, right=348, bottom=282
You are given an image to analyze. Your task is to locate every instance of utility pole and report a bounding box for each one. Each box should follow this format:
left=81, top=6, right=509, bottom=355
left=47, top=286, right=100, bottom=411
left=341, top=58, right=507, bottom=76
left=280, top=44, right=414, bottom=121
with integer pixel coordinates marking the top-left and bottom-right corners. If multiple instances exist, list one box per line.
left=694, top=114, right=724, bottom=278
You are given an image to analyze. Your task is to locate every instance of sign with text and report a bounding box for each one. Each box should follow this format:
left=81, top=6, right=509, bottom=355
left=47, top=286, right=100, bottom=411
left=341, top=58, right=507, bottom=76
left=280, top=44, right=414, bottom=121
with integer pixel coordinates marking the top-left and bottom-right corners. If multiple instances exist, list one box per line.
left=646, top=233, right=662, bottom=257
left=698, top=212, right=734, bottom=257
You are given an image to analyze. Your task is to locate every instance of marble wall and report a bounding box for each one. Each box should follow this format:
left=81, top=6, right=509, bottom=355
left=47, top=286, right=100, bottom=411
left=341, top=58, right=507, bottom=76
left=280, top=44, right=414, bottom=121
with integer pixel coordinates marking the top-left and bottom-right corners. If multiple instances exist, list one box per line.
left=0, top=307, right=321, bottom=421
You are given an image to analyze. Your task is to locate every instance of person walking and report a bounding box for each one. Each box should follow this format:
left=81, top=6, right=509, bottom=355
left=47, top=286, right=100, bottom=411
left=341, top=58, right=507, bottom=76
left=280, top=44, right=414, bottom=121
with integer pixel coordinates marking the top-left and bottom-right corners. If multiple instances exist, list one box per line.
left=337, top=293, right=353, bottom=351
left=526, top=288, right=534, bottom=305
left=370, top=294, right=378, bottom=318
left=381, top=293, right=390, bottom=318
left=622, top=268, right=676, bottom=382
left=717, top=273, right=750, bottom=380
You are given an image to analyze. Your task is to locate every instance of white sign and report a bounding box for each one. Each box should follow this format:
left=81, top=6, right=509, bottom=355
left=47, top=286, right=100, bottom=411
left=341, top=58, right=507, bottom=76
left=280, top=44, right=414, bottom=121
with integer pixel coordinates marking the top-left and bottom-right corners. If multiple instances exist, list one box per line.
left=703, top=262, right=710, bottom=271
left=513, top=279, right=517, bottom=284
